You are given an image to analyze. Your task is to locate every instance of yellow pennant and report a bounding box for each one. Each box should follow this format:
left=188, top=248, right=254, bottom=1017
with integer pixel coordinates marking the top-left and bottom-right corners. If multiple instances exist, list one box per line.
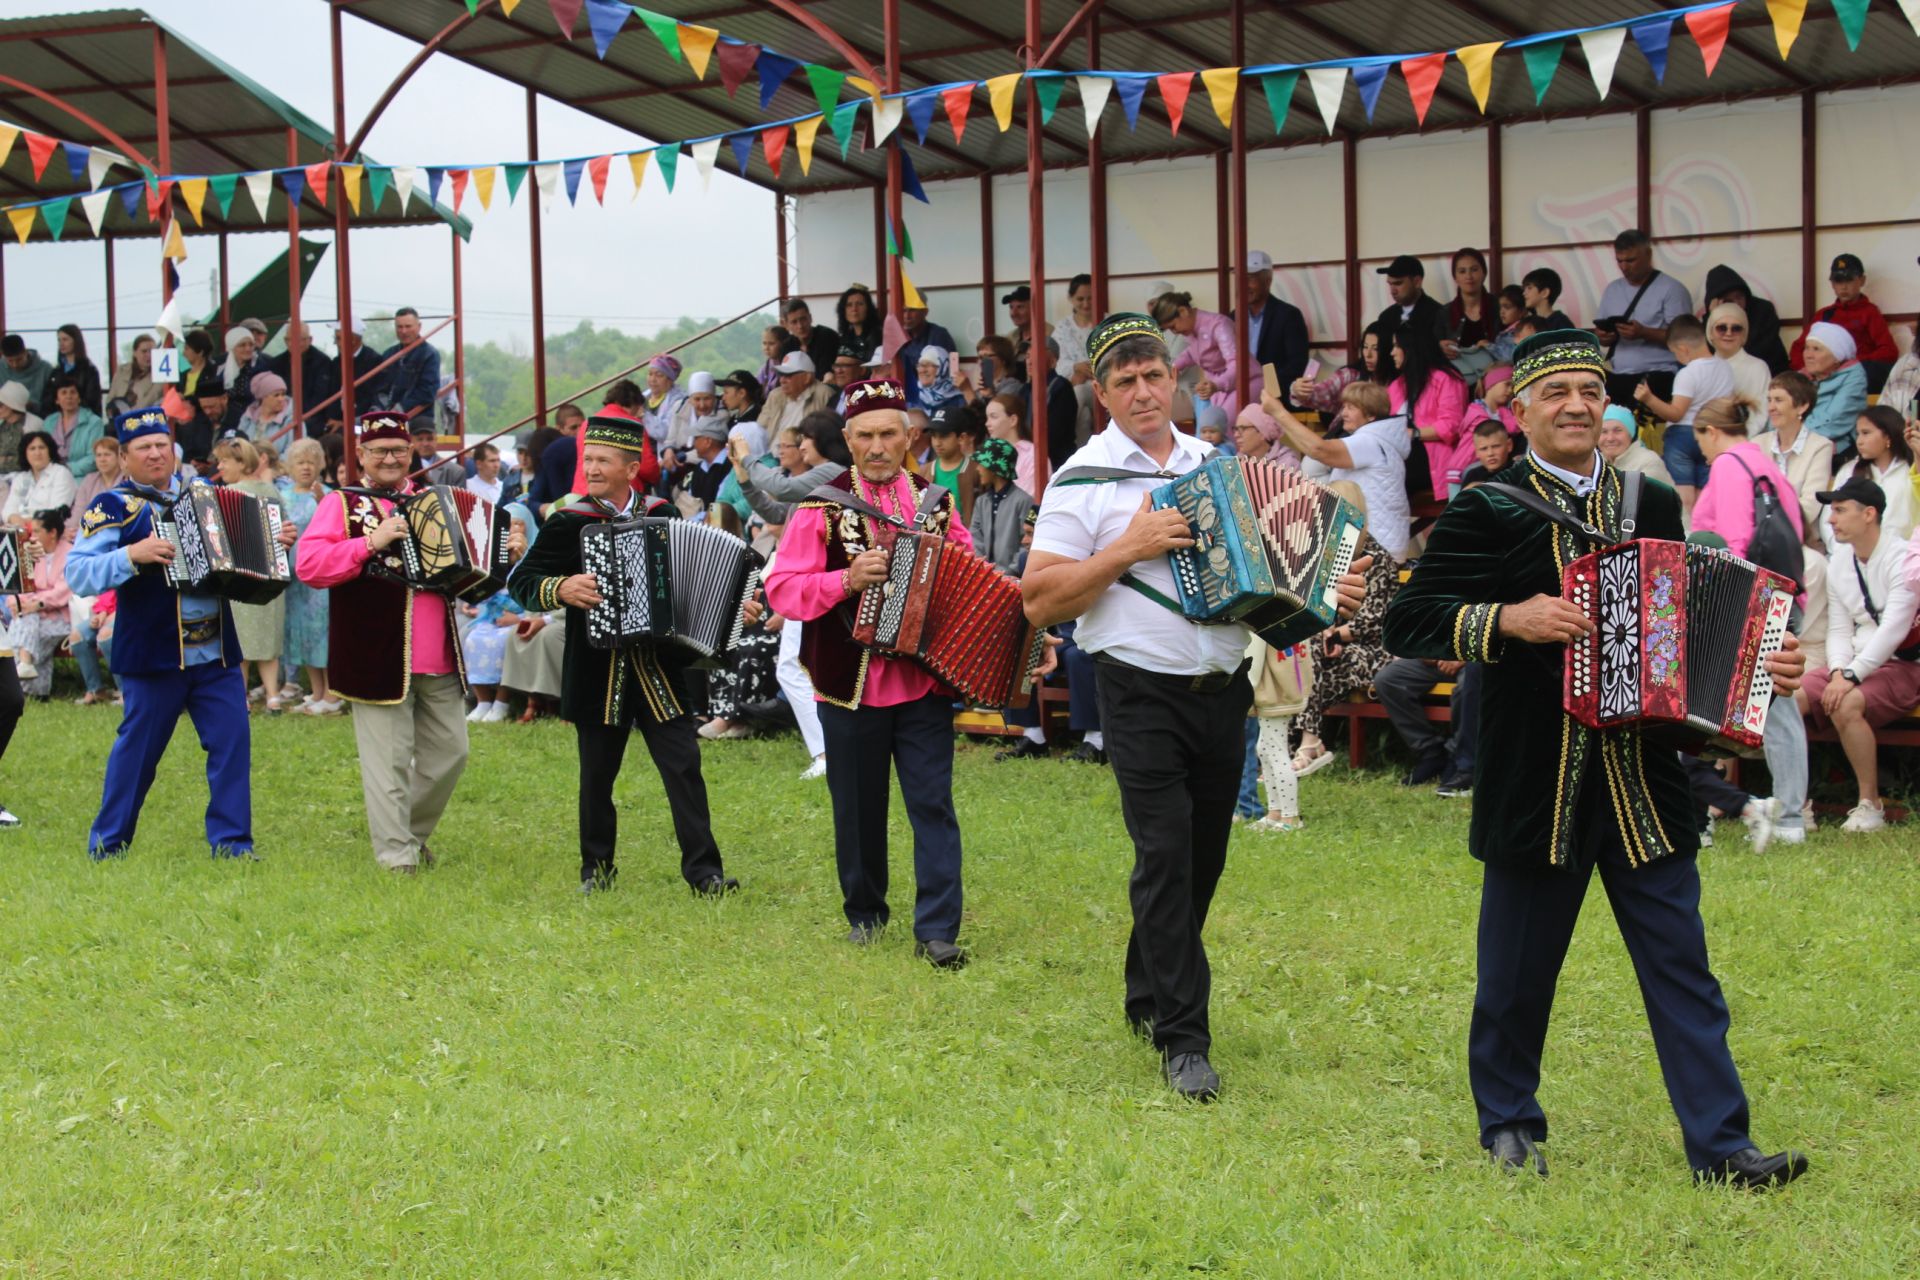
left=1766, top=0, right=1807, bottom=58
left=339, top=164, right=364, bottom=214
left=500, top=0, right=521, bottom=14
left=848, top=76, right=877, bottom=96
left=179, top=177, right=209, bottom=225
left=795, top=115, right=823, bottom=176
left=985, top=74, right=1021, bottom=131
left=627, top=150, right=651, bottom=198
left=163, top=217, right=187, bottom=261
left=1456, top=41, right=1503, bottom=112
left=678, top=23, right=719, bottom=79
left=6, top=206, right=34, bottom=245
left=900, top=264, right=926, bottom=311
left=1201, top=67, right=1240, bottom=128
left=0, top=124, right=17, bottom=168
left=475, top=166, right=497, bottom=209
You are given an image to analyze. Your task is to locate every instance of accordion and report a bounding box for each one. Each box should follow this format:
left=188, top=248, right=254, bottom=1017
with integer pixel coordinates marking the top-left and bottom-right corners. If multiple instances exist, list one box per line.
left=1151, top=456, right=1366, bottom=648
left=852, top=528, right=1047, bottom=708
left=367, top=485, right=513, bottom=605
left=156, top=483, right=292, bottom=605
left=579, top=515, right=759, bottom=661
left=1563, top=538, right=1795, bottom=756
left=0, top=526, right=27, bottom=594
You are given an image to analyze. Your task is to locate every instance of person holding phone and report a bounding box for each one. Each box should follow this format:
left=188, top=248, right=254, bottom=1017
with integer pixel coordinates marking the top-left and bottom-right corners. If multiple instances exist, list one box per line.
left=1594, top=230, right=1693, bottom=410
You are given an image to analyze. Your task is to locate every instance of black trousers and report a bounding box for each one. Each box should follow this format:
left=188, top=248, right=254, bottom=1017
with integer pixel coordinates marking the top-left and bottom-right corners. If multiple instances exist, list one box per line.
left=1096, top=656, right=1253, bottom=1057
left=0, top=655, right=21, bottom=765
left=574, top=712, right=725, bottom=887
left=1470, top=776, right=1752, bottom=1171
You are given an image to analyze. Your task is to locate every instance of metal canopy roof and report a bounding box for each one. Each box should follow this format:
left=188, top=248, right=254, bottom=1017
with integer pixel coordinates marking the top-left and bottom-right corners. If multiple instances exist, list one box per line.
left=347, top=0, right=1920, bottom=195
left=0, top=7, right=472, bottom=243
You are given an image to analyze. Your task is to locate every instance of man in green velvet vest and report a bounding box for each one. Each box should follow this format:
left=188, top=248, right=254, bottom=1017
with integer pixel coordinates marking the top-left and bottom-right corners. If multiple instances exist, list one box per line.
left=1382, top=330, right=1811, bottom=1189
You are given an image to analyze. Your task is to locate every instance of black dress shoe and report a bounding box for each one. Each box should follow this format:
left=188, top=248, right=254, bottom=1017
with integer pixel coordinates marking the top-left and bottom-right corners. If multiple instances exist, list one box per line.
left=914, top=939, right=967, bottom=969
left=1068, top=742, right=1109, bottom=765
left=580, top=867, right=618, bottom=894
left=847, top=923, right=881, bottom=946
left=1697, top=1147, right=1809, bottom=1189
left=1164, top=1051, right=1220, bottom=1101
left=692, top=875, right=740, bottom=898
left=1487, top=1125, right=1547, bottom=1177
left=419, top=846, right=437, bottom=868
left=1434, top=770, right=1473, bottom=798
left=994, top=738, right=1049, bottom=762
left=1402, top=745, right=1449, bottom=787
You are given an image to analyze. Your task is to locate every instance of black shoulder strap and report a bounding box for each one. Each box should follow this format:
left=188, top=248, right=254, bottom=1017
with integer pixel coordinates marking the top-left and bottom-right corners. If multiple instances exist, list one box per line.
left=1852, top=553, right=1882, bottom=624
left=1483, top=481, right=1610, bottom=547
left=806, top=480, right=946, bottom=531
left=1619, top=469, right=1643, bottom=539
left=1621, top=269, right=1662, bottom=324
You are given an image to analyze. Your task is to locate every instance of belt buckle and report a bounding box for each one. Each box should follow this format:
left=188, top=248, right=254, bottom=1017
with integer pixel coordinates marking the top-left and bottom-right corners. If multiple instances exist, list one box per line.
left=1190, top=672, right=1213, bottom=693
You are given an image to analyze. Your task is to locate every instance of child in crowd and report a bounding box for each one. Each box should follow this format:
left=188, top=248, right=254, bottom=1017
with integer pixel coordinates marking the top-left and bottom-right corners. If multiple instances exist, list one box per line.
left=1634, top=314, right=1735, bottom=510
left=925, top=405, right=977, bottom=524
left=1194, top=400, right=1231, bottom=454
left=967, top=438, right=1032, bottom=575
left=1243, top=637, right=1312, bottom=833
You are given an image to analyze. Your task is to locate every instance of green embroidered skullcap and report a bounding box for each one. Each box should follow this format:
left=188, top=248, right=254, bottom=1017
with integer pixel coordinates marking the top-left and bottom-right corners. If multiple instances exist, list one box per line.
left=583, top=406, right=651, bottom=454
left=1088, top=312, right=1166, bottom=368
left=1511, top=328, right=1608, bottom=395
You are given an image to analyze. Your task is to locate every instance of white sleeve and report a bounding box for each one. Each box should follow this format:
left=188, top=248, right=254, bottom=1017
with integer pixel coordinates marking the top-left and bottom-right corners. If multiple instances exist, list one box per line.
left=1850, top=545, right=1916, bottom=679
left=1826, top=553, right=1856, bottom=673
left=1030, top=486, right=1098, bottom=560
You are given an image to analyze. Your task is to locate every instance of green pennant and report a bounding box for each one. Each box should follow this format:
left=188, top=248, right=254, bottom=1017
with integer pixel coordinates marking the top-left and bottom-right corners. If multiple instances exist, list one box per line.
left=503, top=163, right=529, bottom=202
left=656, top=144, right=679, bottom=192
left=806, top=63, right=847, bottom=121
left=831, top=100, right=861, bottom=156
left=208, top=172, right=239, bottom=218
left=140, top=164, right=158, bottom=193
left=637, top=8, right=682, bottom=61
left=41, top=197, right=70, bottom=241
left=463, top=0, right=478, bottom=13
left=366, top=165, right=391, bottom=210
left=1832, top=0, right=1869, bottom=50
left=1260, top=70, right=1299, bottom=135
left=1520, top=40, right=1564, bottom=105
left=1035, top=76, right=1066, bottom=125
left=886, top=215, right=913, bottom=261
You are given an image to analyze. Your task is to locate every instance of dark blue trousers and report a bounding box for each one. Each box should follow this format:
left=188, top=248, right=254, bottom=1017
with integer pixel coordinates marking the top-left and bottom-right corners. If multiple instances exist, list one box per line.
left=817, top=691, right=963, bottom=943
left=89, top=663, right=252, bottom=859
left=1471, top=790, right=1752, bottom=1170
left=1005, top=621, right=1100, bottom=732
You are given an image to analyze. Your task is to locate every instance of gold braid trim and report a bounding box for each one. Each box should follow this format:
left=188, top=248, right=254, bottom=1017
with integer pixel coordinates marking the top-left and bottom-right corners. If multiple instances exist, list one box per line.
left=1451, top=606, right=1469, bottom=659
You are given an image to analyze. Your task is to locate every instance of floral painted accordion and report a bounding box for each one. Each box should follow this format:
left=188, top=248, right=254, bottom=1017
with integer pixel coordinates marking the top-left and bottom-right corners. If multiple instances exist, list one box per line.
left=366, top=485, right=513, bottom=605
left=851, top=528, right=1047, bottom=708
left=1563, top=539, right=1795, bottom=756
left=579, top=515, right=759, bottom=662
left=0, top=526, right=27, bottom=594
left=155, top=482, right=292, bottom=605
left=1150, top=456, right=1366, bottom=648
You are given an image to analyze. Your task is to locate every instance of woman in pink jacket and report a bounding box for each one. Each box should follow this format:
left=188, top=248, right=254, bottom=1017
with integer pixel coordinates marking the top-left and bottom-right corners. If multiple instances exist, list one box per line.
left=1151, top=292, right=1241, bottom=417
left=1691, top=394, right=1804, bottom=551
left=1388, top=327, right=1469, bottom=498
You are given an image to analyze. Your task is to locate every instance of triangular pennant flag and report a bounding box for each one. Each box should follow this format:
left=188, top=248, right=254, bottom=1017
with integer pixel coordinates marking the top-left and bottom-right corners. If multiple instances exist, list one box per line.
left=806, top=63, right=848, bottom=120
left=140, top=164, right=158, bottom=194
left=727, top=133, right=754, bottom=175
left=1157, top=71, right=1194, bottom=135
left=690, top=137, right=721, bottom=189
left=62, top=141, right=90, bottom=184
left=339, top=163, right=364, bottom=214
left=474, top=165, right=497, bottom=209
left=899, top=264, right=926, bottom=312
left=500, top=164, right=525, bottom=204
left=573, top=0, right=627, bottom=57
left=278, top=169, right=306, bottom=214
left=532, top=161, right=560, bottom=207
left=633, top=7, right=678, bottom=60
left=304, top=160, right=332, bottom=206
left=1630, top=19, right=1673, bottom=83
left=831, top=101, right=861, bottom=156
left=561, top=157, right=585, bottom=204
left=244, top=171, right=274, bottom=221
left=1259, top=70, right=1299, bottom=134
left=80, top=189, right=112, bottom=235
left=1685, top=4, right=1736, bottom=73
left=367, top=165, right=392, bottom=210
left=1201, top=67, right=1240, bottom=128
left=87, top=147, right=116, bottom=190
left=179, top=177, right=209, bottom=225
left=208, top=172, right=238, bottom=219
left=873, top=96, right=905, bottom=144
left=679, top=23, right=718, bottom=78
left=942, top=84, right=973, bottom=142
left=500, top=0, right=521, bottom=13
left=586, top=154, right=610, bottom=203
left=886, top=212, right=913, bottom=260
left=906, top=89, right=940, bottom=144
left=154, top=295, right=183, bottom=344
left=1578, top=27, right=1628, bottom=100
left=162, top=217, right=186, bottom=262
left=1766, top=0, right=1807, bottom=59
left=986, top=74, right=1021, bottom=131
left=1900, top=0, right=1920, bottom=38
left=1114, top=75, right=1149, bottom=130
left=7, top=207, right=35, bottom=245
left=655, top=144, right=679, bottom=192
left=1305, top=65, right=1347, bottom=133
left=757, top=51, right=801, bottom=110
left=450, top=167, right=472, bottom=210
left=1034, top=76, right=1066, bottom=126
left=24, top=131, right=57, bottom=180
left=626, top=150, right=650, bottom=196
left=898, top=142, right=927, bottom=204
left=795, top=115, right=822, bottom=176
left=118, top=182, right=144, bottom=221
left=881, top=312, right=908, bottom=363
left=0, top=125, right=16, bottom=169
left=145, top=178, right=173, bottom=223
left=1078, top=76, right=1114, bottom=135
left=1352, top=63, right=1389, bottom=122
left=430, top=167, right=455, bottom=208
left=1831, top=0, right=1869, bottom=51
left=717, top=41, right=759, bottom=97
left=1400, top=54, right=1445, bottom=125
left=1521, top=39, right=1565, bottom=104
left=548, top=0, right=582, bottom=37
left=761, top=125, right=789, bottom=179
left=41, top=197, right=70, bottom=241
left=1457, top=41, right=1502, bottom=111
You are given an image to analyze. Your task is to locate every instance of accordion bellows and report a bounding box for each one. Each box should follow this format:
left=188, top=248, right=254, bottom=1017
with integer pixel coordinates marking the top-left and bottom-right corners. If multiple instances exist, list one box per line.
left=1151, top=456, right=1365, bottom=648
left=156, top=483, right=292, bottom=605
left=1563, top=539, right=1795, bottom=756
left=375, top=485, right=513, bottom=604
left=0, top=527, right=27, bottom=595
left=852, top=529, right=1046, bottom=707
left=579, top=516, right=759, bottom=662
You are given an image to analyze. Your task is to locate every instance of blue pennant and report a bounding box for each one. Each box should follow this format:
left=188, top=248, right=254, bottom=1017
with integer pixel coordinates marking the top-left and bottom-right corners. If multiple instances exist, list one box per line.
left=562, top=157, right=586, bottom=204
left=166, top=260, right=179, bottom=293
left=905, top=89, right=940, bottom=145
left=116, top=183, right=142, bottom=219
left=1114, top=76, right=1148, bottom=131
left=897, top=142, right=927, bottom=204
left=278, top=170, right=305, bottom=204
left=584, top=0, right=628, bottom=59
left=757, top=52, right=801, bottom=111
left=62, top=141, right=90, bottom=184
left=1631, top=18, right=1672, bottom=84
left=1353, top=63, right=1389, bottom=123
left=425, top=167, right=446, bottom=206
left=728, top=133, right=755, bottom=175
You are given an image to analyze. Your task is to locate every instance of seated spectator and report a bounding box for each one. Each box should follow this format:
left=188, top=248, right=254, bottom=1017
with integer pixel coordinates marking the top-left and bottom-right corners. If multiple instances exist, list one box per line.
left=1291, top=320, right=1397, bottom=416
left=1520, top=266, right=1575, bottom=333
left=827, top=347, right=866, bottom=392
left=461, top=587, right=525, bottom=724
left=409, top=421, right=465, bottom=488
left=925, top=405, right=977, bottom=524
left=1707, top=303, right=1771, bottom=430
left=527, top=403, right=584, bottom=511
left=1265, top=381, right=1412, bottom=561
left=1288, top=483, right=1399, bottom=776
left=180, top=328, right=215, bottom=398
left=1487, top=285, right=1527, bottom=365
left=465, top=442, right=506, bottom=505
left=1152, top=291, right=1241, bottom=415
left=52, top=325, right=104, bottom=414
left=1881, top=331, right=1920, bottom=422
left=500, top=604, right=565, bottom=722
left=718, top=369, right=764, bottom=428
left=1790, top=254, right=1899, bottom=385
left=914, top=347, right=964, bottom=416
left=106, top=334, right=164, bottom=415
left=699, top=506, right=781, bottom=741
left=1753, top=370, right=1834, bottom=545
left=10, top=507, right=73, bottom=697
left=1634, top=314, right=1735, bottom=510
left=70, top=585, right=117, bottom=706
left=782, top=298, right=841, bottom=376
left=1822, top=406, right=1914, bottom=547
left=1374, top=652, right=1480, bottom=798
left=4, top=432, right=75, bottom=528
left=1597, top=404, right=1675, bottom=487
left=982, top=393, right=1037, bottom=496
left=713, top=421, right=771, bottom=529
left=759, top=352, right=834, bottom=435
left=219, top=326, right=269, bottom=430
left=734, top=409, right=849, bottom=526
left=1441, top=248, right=1497, bottom=381
left=675, top=420, right=732, bottom=517
left=73, top=437, right=124, bottom=512
left=0, top=382, right=42, bottom=469
left=266, top=322, right=335, bottom=428
left=967, top=438, right=1032, bottom=574
left=834, top=285, right=882, bottom=366
left=958, top=335, right=1024, bottom=403
left=1232, top=402, right=1302, bottom=471
left=1702, top=265, right=1789, bottom=373
left=178, top=379, right=226, bottom=476
left=758, top=323, right=799, bottom=395
left=1389, top=325, right=1468, bottom=497
left=1194, top=400, right=1231, bottom=454
left=1796, top=474, right=1918, bottom=834
left=239, top=371, right=293, bottom=439
left=1459, top=363, right=1518, bottom=443
left=641, top=356, right=690, bottom=456
left=280, top=438, right=337, bottom=715
left=0, top=334, right=54, bottom=416
left=44, top=375, right=106, bottom=477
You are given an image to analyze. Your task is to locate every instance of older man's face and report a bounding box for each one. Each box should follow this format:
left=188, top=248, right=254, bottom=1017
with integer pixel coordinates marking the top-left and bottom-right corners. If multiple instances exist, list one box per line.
left=903, top=307, right=928, bottom=332
left=394, top=313, right=421, bottom=344
left=1093, top=355, right=1176, bottom=447
left=832, top=356, right=861, bottom=385
left=845, top=409, right=909, bottom=483
left=781, top=369, right=813, bottom=397
left=581, top=443, right=639, bottom=501
left=1008, top=298, right=1030, bottom=329
left=1518, top=371, right=1607, bottom=469
left=1243, top=269, right=1273, bottom=309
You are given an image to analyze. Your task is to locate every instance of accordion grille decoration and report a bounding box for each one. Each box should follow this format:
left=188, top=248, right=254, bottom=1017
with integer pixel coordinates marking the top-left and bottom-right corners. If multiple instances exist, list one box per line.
left=369, top=485, right=513, bottom=604
left=0, top=527, right=26, bottom=595
left=156, top=483, right=292, bottom=605
left=579, top=516, right=759, bottom=662
left=1150, top=456, right=1365, bottom=648
left=1563, top=538, right=1795, bottom=757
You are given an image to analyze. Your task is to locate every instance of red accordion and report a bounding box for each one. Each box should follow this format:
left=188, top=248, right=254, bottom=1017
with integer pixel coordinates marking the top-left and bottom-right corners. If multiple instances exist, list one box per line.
left=1563, top=538, right=1795, bottom=755
left=852, top=528, right=1047, bottom=707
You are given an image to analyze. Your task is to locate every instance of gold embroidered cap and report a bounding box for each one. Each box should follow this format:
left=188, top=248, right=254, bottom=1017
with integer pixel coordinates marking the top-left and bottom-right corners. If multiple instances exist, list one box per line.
left=1087, top=312, right=1166, bottom=368
left=841, top=378, right=908, bottom=417
left=1510, top=328, right=1608, bottom=394
left=583, top=405, right=650, bottom=454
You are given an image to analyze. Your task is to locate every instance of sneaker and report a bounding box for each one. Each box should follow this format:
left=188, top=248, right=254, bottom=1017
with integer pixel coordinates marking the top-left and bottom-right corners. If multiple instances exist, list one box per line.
left=482, top=701, right=512, bottom=723
left=1434, top=769, right=1473, bottom=798
left=1802, top=800, right=1818, bottom=832
left=0, top=805, right=20, bottom=828
left=1841, top=800, right=1886, bottom=834
left=1772, top=826, right=1806, bottom=846
left=799, top=756, right=827, bottom=780
left=466, top=702, right=493, bottom=723
left=1698, top=825, right=1715, bottom=849
left=1740, top=796, right=1779, bottom=854
left=303, top=698, right=345, bottom=716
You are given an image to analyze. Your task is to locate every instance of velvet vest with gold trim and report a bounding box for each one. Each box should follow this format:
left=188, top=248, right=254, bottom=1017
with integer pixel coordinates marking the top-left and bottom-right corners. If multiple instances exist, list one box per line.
left=327, top=488, right=466, bottom=705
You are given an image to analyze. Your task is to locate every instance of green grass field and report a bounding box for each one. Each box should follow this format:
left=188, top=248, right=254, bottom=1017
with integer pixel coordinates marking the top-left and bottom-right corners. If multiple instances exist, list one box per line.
left=3, top=703, right=1917, bottom=1277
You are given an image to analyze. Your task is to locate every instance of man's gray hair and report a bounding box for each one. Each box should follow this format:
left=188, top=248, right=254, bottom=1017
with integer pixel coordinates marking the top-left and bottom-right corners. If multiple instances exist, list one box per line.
left=1094, top=332, right=1172, bottom=386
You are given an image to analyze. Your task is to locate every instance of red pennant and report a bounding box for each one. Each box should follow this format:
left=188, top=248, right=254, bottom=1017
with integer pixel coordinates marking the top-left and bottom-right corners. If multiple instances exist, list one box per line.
left=304, top=160, right=332, bottom=207
left=1684, top=3, right=1735, bottom=76
left=23, top=131, right=58, bottom=180
left=587, top=155, right=611, bottom=203
left=1400, top=53, right=1447, bottom=125
left=449, top=168, right=470, bottom=210
left=717, top=41, right=760, bottom=97
left=547, top=0, right=582, bottom=37
left=762, top=125, right=790, bottom=179
left=1156, top=72, right=1194, bottom=136
left=145, top=179, right=174, bottom=222
left=941, top=84, right=973, bottom=143
left=161, top=386, right=192, bottom=423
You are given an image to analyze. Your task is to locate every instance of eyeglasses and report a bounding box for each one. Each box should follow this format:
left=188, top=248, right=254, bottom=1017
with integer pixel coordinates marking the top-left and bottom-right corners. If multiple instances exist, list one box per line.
left=361, top=445, right=410, bottom=460
left=1713, top=325, right=1746, bottom=334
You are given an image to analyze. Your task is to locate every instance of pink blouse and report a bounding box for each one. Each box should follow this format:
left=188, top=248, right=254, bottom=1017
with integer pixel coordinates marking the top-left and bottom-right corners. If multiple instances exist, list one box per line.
left=1692, top=440, right=1804, bottom=558
left=1390, top=370, right=1469, bottom=494
left=1172, top=308, right=1242, bottom=417
left=295, top=486, right=454, bottom=675
left=21, top=538, right=73, bottom=623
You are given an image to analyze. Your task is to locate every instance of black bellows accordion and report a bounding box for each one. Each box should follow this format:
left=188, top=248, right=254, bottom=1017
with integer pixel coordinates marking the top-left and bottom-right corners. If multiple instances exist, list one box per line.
left=364, top=485, right=513, bottom=604
left=156, top=483, right=292, bottom=604
left=579, top=515, right=760, bottom=661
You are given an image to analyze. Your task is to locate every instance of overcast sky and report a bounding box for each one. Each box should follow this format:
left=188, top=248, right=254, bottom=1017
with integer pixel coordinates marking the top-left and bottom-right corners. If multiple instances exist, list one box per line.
left=3, top=1, right=778, bottom=354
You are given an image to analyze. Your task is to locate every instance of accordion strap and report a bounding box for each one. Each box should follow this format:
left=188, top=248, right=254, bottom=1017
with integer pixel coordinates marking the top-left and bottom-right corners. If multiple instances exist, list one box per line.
left=1049, top=464, right=1181, bottom=487
left=1483, top=469, right=1642, bottom=547
left=806, top=480, right=949, bottom=532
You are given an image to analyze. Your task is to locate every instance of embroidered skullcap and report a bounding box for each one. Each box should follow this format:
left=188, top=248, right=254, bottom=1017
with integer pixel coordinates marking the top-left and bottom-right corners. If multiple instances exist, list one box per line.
left=1087, top=312, right=1166, bottom=368
left=1510, top=329, right=1608, bottom=395
left=114, top=406, right=170, bottom=444
left=841, top=378, right=908, bottom=418
left=583, top=404, right=650, bottom=454
left=975, top=437, right=1018, bottom=481
left=355, top=410, right=412, bottom=444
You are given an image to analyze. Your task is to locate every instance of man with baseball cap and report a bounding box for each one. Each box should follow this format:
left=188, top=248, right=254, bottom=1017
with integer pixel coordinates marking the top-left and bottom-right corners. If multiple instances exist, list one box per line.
left=759, top=350, right=833, bottom=433
left=1237, top=250, right=1310, bottom=409
left=1373, top=254, right=1448, bottom=345
left=1789, top=253, right=1900, bottom=376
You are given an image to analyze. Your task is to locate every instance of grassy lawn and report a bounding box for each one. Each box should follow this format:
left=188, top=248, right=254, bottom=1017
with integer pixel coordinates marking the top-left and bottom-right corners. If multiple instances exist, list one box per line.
left=2, top=702, right=1917, bottom=1277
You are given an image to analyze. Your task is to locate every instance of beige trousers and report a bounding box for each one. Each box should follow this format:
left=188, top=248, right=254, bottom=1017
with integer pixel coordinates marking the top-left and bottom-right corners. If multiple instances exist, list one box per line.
left=350, top=673, right=470, bottom=869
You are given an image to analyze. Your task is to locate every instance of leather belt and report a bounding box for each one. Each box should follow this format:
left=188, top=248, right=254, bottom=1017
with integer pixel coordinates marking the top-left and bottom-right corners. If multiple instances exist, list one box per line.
left=1094, top=652, right=1248, bottom=694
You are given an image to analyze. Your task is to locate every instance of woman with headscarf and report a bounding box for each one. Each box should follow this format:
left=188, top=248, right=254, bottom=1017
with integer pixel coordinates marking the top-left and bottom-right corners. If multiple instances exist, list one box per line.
left=1230, top=402, right=1303, bottom=470
left=641, top=354, right=688, bottom=447
left=1707, top=302, right=1771, bottom=431
left=219, top=326, right=268, bottom=431
left=1800, top=321, right=1870, bottom=454
left=714, top=419, right=771, bottom=526
left=914, top=345, right=963, bottom=415
left=1597, top=404, right=1674, bottom=487
left=239, top=371, right=293, bottom=439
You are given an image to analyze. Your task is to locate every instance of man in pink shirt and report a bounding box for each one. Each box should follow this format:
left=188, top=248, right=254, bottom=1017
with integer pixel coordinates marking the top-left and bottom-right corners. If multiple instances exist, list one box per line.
left=296, top=411, right=471, bottom=874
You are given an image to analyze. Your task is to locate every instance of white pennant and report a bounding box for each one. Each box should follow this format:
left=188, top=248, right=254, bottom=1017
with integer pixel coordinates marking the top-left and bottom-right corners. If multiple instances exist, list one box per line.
left=153, top=295, right=183, bottom=344
left=80, top=190, right=112, bottom=235
left=1901, top=0, right=1920, bottom=35
left=690, top=138, right=721, bottom=190
left=1579, top=27, right=1628, bottom=101
left=1306, top=66, right=1348, bottom=134
left=244, top=170, right=274, bottom=221
left=1077, top=76, right=1113, bottom=136
left=871, top=97, right=905, bottom=145
left=533, top=162, right=560, bottom=209
left=87, top=147, right=117, bottom=190
left=393, top=164, right=417, bottom=211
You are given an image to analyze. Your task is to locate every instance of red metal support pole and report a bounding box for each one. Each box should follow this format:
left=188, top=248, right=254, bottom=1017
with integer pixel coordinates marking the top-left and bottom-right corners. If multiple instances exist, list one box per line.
left=153, top=25, right=173, bottom=309
left=0, top=244, right=7, bottom=338
left=451, top=228, right=465, bottom=436
left=1342, top=133, right=1359, bottom=350
left=1634, top=106, right=1652, bottom=234
left=1229, top=0, right=1249, bottom=409
left=979, top=175, right=995, bottom=336
left=526, top=86, right=548, bottom=427
left=774, top=192, right=790, bottom=304
left=1087, top=14, right=1108, bottom=318
left=871, top=186, right=887, bottom=315
left=1025, top=0, right=1049, bottom=496
left=218, top=232, right=231, bottom=330
left=104, top=239, right=117, bottom=379
left=1214, top=151, right=1229, bottom=312
left=1487, top=121, right=1503, bottom=291
left=286, top=126, right=302, bottom=431
left=1800, top=91, right=1816, bottom=327
left=884, top=0, right=906, bottom=385
left=330, top=0, right=358, bottom=482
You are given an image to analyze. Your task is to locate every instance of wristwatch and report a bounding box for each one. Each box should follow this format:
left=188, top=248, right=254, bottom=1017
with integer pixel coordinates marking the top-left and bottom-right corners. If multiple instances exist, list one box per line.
left=1839, top=668, right=1860, bottom=685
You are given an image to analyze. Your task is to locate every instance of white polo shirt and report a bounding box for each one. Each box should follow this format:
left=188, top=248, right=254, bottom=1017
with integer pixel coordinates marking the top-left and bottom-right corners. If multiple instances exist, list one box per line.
left=1031, top=422, right=1253, bottom=676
